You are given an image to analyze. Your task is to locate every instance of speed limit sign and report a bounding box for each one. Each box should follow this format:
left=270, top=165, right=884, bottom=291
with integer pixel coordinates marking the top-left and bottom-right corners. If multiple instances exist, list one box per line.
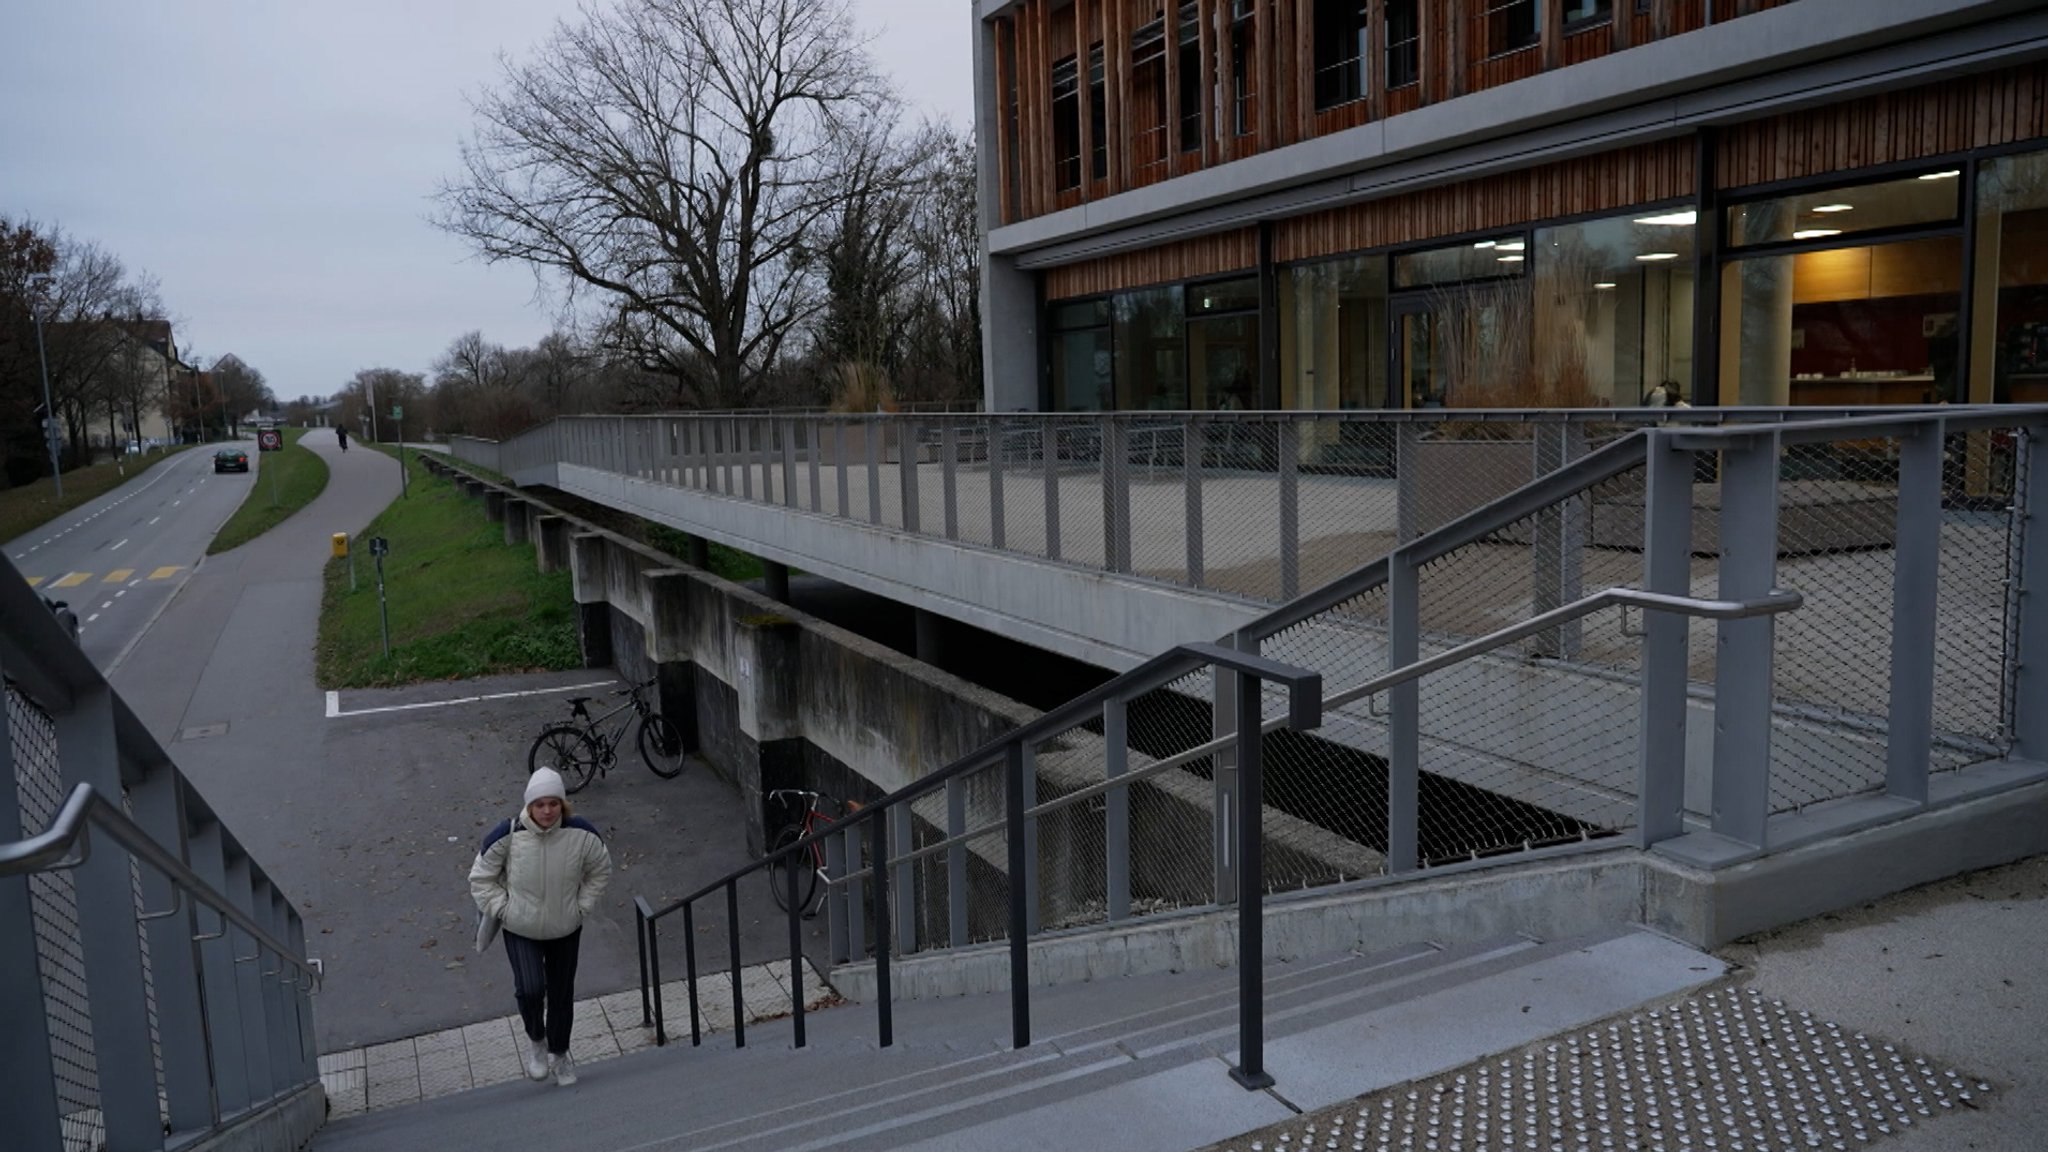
left=258, top=428, right=283, bottom=452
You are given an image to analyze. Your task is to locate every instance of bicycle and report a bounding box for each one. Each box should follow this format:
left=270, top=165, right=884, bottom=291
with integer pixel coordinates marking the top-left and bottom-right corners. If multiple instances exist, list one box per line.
left=527, top=676, right=686, bottom=793
left=766, top=789, right=857, bottom=917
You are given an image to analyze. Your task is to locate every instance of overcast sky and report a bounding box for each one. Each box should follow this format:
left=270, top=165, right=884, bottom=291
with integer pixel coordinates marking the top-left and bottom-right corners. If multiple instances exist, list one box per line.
left=0, top=0, right=973, bottom=401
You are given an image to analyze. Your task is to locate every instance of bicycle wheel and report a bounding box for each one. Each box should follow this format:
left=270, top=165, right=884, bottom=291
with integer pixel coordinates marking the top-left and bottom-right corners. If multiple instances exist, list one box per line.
left=529, top=725, right=602, bottom=794
left=767, top=824, right=819, bottom=914
left=637, top=713, right=686, bottom=779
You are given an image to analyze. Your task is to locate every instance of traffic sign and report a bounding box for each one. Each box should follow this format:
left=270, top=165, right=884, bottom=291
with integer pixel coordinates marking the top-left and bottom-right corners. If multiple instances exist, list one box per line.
left=368, top=536, right=389, bottom=557
left=391, top=405, right=403, bottom=421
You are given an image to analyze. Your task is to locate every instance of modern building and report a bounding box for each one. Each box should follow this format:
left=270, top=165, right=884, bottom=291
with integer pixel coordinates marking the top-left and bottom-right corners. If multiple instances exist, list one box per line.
left=972, top=0, right=2048, bottom=414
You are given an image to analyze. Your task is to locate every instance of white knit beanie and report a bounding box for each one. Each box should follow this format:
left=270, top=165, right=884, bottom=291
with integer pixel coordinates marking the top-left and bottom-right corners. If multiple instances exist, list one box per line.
left=524, top=767, right=567, bottom=807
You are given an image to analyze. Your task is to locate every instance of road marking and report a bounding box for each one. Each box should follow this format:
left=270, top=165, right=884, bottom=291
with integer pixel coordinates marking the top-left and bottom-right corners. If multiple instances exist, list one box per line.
left=148, top=517, right=160, bottom=526
left=99, top=601, right=111, bottom=610
left=86, top=613, right=99, bottom=623
left=115, top=590, right=126, bottom=598
left=52, top=572, right=90, bottom=588
left=111, top=538, right=127, bottom=551
left=325, top=680, right=618, bottom=720
left=173, top=500, right=181, bottom=506
left=149, top=566, right=184, bottom=580
left=128, top=579, right=141, bottom=587
left=25, top=576, right=44, bottom=587
left=105, top=569, right=133, bottom=583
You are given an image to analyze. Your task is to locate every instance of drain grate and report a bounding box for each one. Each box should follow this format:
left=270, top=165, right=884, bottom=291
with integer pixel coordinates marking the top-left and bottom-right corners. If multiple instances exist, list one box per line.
left=1226, top=986, right=1990, bottom=1152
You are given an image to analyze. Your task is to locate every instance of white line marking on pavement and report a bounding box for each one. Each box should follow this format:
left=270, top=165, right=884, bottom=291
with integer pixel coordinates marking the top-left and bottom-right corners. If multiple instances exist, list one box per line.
left=115, top=590, right=125, bottom=598
left=99, top=602, right=111, bottom=610
left=326, top=680, right=618, bottom=720
left=148, top=517, right=160, bottom=525
left=86, top=614, right=99, bottom=623
left=112, top=539, right=127, bottom=550
left=128, top=579, right=141, bottom=587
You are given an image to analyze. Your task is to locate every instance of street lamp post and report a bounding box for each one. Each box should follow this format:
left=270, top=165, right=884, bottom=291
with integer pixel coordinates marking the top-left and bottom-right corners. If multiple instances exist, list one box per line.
left=27, top=275, right=62, bottom=498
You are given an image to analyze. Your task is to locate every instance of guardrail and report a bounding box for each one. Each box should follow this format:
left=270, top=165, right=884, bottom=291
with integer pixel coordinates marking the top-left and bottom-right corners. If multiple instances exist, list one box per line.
left=0, top=554, right=322, bottom=1151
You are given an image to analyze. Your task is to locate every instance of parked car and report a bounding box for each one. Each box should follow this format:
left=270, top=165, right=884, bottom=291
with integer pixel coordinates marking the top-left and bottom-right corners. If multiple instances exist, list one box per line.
left=214, top=448, right=250, bottom=473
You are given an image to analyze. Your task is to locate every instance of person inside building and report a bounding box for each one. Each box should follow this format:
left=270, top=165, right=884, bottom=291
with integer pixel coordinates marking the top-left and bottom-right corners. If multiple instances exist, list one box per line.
left=468, top=767, right=613, bottom=1087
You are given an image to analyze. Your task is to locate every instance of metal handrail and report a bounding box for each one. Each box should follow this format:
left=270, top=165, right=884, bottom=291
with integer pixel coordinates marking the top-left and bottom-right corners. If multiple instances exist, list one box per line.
left=0, top=782, right=323, bottom=988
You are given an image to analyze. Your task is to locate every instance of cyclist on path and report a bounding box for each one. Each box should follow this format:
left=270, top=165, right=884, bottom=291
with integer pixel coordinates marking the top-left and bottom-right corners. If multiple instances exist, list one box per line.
left=469, top=766, right=613, bottom=1086
left=336, top=425, right=348, bottom=451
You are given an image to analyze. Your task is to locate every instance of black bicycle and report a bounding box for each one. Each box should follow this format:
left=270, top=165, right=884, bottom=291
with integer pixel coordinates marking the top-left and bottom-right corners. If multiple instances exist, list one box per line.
left=527, top=677, right=685, bottom=793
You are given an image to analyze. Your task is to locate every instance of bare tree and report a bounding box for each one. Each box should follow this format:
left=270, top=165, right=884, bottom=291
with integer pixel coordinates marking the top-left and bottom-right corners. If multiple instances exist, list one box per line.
left=437, top=0, right=886, bottom=408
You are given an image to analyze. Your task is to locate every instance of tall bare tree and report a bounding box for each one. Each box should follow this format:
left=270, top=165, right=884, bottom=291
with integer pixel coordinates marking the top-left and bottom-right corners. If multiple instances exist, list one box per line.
left=437, top=0, right=885, bottom=408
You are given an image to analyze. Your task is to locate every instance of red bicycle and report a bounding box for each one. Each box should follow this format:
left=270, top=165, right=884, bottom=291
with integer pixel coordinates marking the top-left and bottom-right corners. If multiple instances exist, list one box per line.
left=767, top=789, right=856, bottom=917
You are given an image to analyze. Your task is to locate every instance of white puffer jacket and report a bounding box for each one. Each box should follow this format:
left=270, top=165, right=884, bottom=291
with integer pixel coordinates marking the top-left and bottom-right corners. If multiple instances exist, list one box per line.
left=469, top=807, right=613, bottom=942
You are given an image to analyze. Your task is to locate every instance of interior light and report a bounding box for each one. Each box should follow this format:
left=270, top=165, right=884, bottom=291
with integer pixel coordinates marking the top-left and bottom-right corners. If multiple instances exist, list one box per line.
left=1811, top=204, right=1854, bottom=213
left=1593, top=282, right=1618, bottom=290
left=1496, top=241, right=1526, bottom=252
left=1633, top=211, right=1698, bottom=226
left=1635, top=252, right=1680, bottom=262
left=1792, top=229, right=1842, bottom=240
left=1918, top=170, right=1961, bottom=181
left=1473, top=240, right=1497, bottom=249
left=1497, top=255, right=1525, bottom=263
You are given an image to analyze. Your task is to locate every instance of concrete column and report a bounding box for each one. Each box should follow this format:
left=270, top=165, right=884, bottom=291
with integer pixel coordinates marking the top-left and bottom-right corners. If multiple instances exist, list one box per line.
left=571, top=532, right=614, bottom=669
left=983, top=255, right=1039, bottom=413
left=914, top=608, right=945, bottom=668
left=484, top=489, right=506, bottom=523
left=534, top=515, right=571, bottom=574
left=645, top=570, right=702, bottom=759
left=735, top=615, right=804, bottom=855
left=762, top=560, right=791, bottom=604
left=502, top=497, right=530, bottom=546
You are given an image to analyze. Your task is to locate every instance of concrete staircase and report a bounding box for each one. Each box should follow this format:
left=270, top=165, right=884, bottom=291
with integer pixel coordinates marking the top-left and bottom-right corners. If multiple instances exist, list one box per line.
left=309, top=927, right=1723, bottom=1152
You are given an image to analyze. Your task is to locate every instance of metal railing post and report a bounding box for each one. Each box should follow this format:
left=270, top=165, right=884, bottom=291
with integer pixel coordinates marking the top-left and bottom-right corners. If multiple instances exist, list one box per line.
left=1279, top=418, right=1300, bottom=599
left=825, top=833, right=849, bottom=963
left=836, top=420, right=851, bottom=518
left=870, top=815, right=894, bottom=1049
left=807, top=421, right=823, bottom=512
left=1104, top=698, right=1131, bottom=922
left=1886, top=420, right=1945, bottom=803
left=1228, top=667, right=1274, bottom=1090
left=1396, top=422, right=1421, bottom=544
left=651, top=906, right=669, bottom=1046
left=1532, top=422, right=1587, bottom=659
left=786, top=839, right=805, bottom=1049
left=1042, top=424, right=1062, bottom=560
left=188, top=821, right=250, bottom=1115
left=892, top=802, right=916, bottom=956
left=131, top=765, right=213, bottom=1133
left=1712, top=432, right=1783, bottom=848
left=845, top=824, right=866, bottom=960
left=1004, top=742, right=1032, bottom=1049
left=900, top=420, right=922, bottom=534
left=741, top=420, right=756, bottom=501
left=989, top=418, right=1008, bottom=549
left=866, top=420, right=883, bottom=525
left=1388, top=555, right=1421, bottom=873
left=1104, top=417, right=1132, bottom=573
left=2018, top=429, right=2048, bottom=760
left=1185, top=421, right=1206, bottom=587
left=727, top=879, right=745, bottom=1048
left=1021, top=744, right=1039, bottom=935
left=224, top=853, right=275, bottom=1101
left=56, top=687, right=161, bottom=1138
left=781, top=419, right=798, bottom=508
left=946, top=776, right=968, bottom=948
left=942, top=423, right=961, bottom=540
left=1212, top=637, right=1241, bottom=904
left=0, top=665, right=63, bottom=1152
left=1637, top=433, right=1696, bottom=846
left=636, top=902, right=652, bottom=1026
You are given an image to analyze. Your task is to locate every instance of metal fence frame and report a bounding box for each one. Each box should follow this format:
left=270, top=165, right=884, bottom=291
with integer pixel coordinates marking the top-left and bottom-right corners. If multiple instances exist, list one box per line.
left=0, top=556, right=321, bottom=1152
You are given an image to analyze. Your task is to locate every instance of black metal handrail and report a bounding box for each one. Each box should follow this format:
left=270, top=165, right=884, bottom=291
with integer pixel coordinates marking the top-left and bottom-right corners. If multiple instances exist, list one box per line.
left=0, top=782, right=323, bottom=987
left=634, top=639, right=1321, bottom=1086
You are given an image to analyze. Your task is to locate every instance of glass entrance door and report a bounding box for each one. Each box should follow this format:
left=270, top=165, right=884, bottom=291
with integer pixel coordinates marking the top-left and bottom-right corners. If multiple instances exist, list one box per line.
left=1391, top=296, right=1447, bottom=408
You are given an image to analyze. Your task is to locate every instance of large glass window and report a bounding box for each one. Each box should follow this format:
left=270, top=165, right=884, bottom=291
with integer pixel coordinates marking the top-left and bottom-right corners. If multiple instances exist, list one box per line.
left=1178, top=2, right=1202, bottom=153
left=1394, top=235, right=1527, bottom=289
left=1532, top=210, right=1696, bottom=407
left=1973, top=149, right=2048, bottom=404
left=1130, top=14, right=1170, bottom=178
left=1562, top=0, right=1613, bottom=30
left=1049, top=299, right=1112, bottom=410
left=1113, top=287, right=1188, bottom=409
left=1477, top=0, right=1538, bottom=57
left=1312, top=1, right=1368, bottom=111
left=1720, top=236, right=1964, bottom=407
left=1089, top=44, right=1108, bottom=182
left=1052, top=55, right=1081, bottom=190
left=1726, top=170, right=1962, bottom=248
left=1280, top=255, right=1389, bottom=410
left=1187, top=276, right=1260, bottom=409
left=1230, top=2, right=1258, bottom=138
left=1386, top=0, right=1420, bottom=89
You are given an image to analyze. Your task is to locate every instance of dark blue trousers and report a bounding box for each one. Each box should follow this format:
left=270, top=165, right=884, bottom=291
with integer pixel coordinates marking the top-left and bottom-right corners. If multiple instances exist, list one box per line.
left=504, top=927, right=581, bottom=1055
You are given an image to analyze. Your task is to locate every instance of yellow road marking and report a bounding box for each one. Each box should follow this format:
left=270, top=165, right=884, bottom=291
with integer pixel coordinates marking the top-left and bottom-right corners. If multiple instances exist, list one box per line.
left=104, top=568, right=134, bottom=583
left=149, top=566, right=184, bottom=580
left=25, top=576, right=44, bottom=587
left=52, top=572, right=90, bottom=588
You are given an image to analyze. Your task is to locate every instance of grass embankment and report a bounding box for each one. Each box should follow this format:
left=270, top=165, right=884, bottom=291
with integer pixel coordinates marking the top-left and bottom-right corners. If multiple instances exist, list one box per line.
left=208, top=429, right=330, bottom=554
left=0, top=444, right=197, bottom=545
left=316, top=449, right=580, bottom=688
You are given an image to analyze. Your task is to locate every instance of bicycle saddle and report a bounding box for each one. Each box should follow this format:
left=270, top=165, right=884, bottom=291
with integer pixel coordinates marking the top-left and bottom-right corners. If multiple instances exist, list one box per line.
left=565, top=696, right=593, bottom=707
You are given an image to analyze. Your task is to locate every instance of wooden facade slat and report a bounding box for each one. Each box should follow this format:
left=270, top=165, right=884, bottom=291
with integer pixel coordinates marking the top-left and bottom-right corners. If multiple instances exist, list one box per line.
left=1043, top=228, right=1260, bottom=300
left=995, top=18, right=1016, bottom=226
left=1198, top=0, right=1219, bottom=167
left=1078, top=0, right=1097, bottom=203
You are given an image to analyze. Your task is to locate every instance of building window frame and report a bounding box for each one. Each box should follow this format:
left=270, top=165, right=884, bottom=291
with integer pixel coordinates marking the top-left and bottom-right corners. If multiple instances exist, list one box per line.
left=1311, top=0, right=1369, bottom=112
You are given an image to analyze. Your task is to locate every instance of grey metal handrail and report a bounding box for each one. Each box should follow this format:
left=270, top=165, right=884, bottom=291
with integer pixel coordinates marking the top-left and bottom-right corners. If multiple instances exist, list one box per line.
left=0, top=782, right=322, bottom=988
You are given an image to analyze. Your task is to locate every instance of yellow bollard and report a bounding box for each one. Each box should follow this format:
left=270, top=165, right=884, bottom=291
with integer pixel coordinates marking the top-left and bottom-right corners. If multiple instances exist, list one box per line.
left=334, top=533, right=355, bottom=591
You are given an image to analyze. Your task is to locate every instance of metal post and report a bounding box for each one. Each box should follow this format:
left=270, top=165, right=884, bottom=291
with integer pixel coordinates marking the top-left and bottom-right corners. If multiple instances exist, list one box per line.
left=1712, top=433, right=1783, bottom=848
left=636, top=903, right=652, bottom=1026
left=845, top=825, right=866, bottom=961
left=825, top=833, right=848, bottom=962
left=1637, top=433, right=1696, bottom=846
left=1186, top=421, right=1207, bottom=587
left=1396, top=423, right=1421, bottom=544
left=1004, top=743, right=1031, bottom=1049
left=679, top=904, right=697, bottom=1047
left=1104, top=417, right=1132, bottom=573
left=1279, top=418, right=1300, bottom=599
left=224, top=853, right=274, bottom=1102
left=866, top=421, right=883, bottom=525
left=869, top=815, right=895, bottom=1048
left=1388, top=555, right=1421, bottom=872
left=740, top=421, right=755, bottom=501
left=375, top=551, right=390, bottom=659
left=942, top=423, right=961, bottom=540
left=650, top=909, right=668, bottom=1046
left=1886, top=421, right=1945, bottom=803
left=32, top=305, right=60, bottom=496
left=891, top=803, right=916, bottom=956
left=131, top=767, right=214, bottom=1134
left=946, top=776, right=968, bottom=948
left=0, top=660, right=63, bottom=1152
left=1212, top=640, right=1240, bottom=904
left=1020, top=744, right=1039, bottom=935
left=786, top=838, right=806, bottom=1049
left=1042, top=424, right=1062, bottom=560
left=727, top=880, right=745, bottom=1048
left=1104, top=698, right=1131, bottom=922
left=1228, top=668, right=1274, bottom=1090
left=836, top=421, right=851, bottom=518
left=989, top=418, right=1008, bottom=549
left=780, top=419, right=798, bottom=508
left=807, top=421, right=823, bottom=512
left=2017, top=429, right=2048, bottom=761
left=900, top=420, right=922, bottom=533
left=188, top=821, right=250, bottom=1116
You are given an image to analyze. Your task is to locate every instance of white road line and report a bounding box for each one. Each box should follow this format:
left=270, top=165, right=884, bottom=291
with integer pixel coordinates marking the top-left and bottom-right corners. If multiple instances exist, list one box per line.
left=99, top=601, right=111, bottom=610
left=148, top=517, right=160, bottom=526
left=112, top=539, right=127, bottom=550
left=128, top=579, right=140, bottom=587
left=86, top=613, right=99, bottom=623
left=325, top=680, right=617, bottom=720
left=115, top=590, right=125, bottom=598
left=173, top=500, right=181, bottom=506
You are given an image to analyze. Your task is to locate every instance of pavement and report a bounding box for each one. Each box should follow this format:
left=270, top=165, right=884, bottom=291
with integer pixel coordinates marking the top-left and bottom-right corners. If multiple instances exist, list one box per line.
left=108, top=434, right=808, bottom=1053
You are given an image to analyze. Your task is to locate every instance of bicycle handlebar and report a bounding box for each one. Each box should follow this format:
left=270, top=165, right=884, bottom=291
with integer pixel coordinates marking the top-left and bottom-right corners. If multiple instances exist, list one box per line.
left=612, top=676, right=659, bottom=697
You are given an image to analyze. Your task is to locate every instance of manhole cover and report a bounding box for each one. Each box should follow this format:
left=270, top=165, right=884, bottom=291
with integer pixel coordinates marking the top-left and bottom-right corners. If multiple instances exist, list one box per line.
left=179, top=722, right=229, bottom=741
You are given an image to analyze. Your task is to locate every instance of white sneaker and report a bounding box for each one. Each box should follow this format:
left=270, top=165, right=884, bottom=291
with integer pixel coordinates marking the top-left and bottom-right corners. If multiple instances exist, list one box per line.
left=522, top=1038, right=549, bottom=1081
left=553, top=1052, right=578, bottom=1086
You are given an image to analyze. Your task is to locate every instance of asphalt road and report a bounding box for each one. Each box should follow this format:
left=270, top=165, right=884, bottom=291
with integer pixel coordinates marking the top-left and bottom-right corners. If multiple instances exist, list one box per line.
left=5, top=445, right=256, bottom=671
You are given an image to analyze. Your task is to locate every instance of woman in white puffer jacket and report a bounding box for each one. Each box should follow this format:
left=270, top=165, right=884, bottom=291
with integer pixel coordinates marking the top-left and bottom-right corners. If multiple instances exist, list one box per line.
left=469, top=766, right=613, bottom=1086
